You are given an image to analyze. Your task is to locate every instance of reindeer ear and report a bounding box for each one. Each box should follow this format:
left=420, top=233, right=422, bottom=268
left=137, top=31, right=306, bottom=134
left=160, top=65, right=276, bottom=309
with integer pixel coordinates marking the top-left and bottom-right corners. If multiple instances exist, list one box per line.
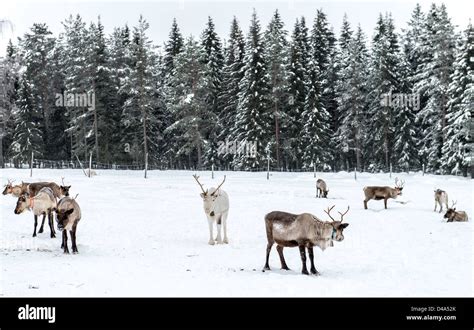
left=66, top=208, right=74, bottom=215
left=200, top=193, right=206, bottom=198
left=340, top=223, right=349, bottom=229
left=67, top=185, right=71, bottom=189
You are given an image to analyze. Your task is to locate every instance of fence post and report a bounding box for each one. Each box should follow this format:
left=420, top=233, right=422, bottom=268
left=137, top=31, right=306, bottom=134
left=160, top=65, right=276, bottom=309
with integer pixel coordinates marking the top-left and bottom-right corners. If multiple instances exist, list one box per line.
left=354, top=167, right=357, bottom=180
left=422, top=163, right=425, bottom=176
left=267, top=156, right=270, bottom=180
left=30, top=151, right=33, bottom=177
left=313, top=162, right=316, bottom=178
left=89, top=152, right=93, bottom=178
left=389, top=163, right=392, bottom=178
left=144, top=153, right=148, bottom=179
left=212, top=164, right=214, bottom=179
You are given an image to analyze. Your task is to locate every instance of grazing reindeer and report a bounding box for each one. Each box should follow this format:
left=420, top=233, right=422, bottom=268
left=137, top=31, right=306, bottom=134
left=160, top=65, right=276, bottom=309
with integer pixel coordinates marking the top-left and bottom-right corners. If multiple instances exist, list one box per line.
left=444, top=201, right=468, bottom=222
left=14, top=187, right=57, bottom=238
left=56, top=197, right=82, bottom=254
left=316, top=179, right=329, bottom=198
left=363, top=177, right=405, bottom=210
left=263, top=205, right=349, bottom=275
left=434, top=189, right=449, bottom=213
left=193, top=174, right=229, bottom=245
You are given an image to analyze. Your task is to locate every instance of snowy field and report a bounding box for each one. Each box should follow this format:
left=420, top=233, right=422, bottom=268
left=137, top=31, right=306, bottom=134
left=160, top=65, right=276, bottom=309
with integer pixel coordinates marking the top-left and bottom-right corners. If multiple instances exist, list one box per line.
left=0, top=169, right=472, bottom=297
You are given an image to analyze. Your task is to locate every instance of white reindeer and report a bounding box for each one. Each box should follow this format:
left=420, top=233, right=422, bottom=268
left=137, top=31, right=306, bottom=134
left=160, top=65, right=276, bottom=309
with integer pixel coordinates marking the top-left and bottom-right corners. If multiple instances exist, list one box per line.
left=193, top=174, right=229, bottom=245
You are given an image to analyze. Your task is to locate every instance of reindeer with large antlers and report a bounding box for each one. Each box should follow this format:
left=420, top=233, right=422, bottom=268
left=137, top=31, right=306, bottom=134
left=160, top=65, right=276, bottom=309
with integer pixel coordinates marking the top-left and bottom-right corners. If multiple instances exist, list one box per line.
left=363, top=177, right=405, bottom=210
left=443, top=201, right=468, bottom=222
left=263, top=205, right=350, bottom=275
left=193, top=174, right=230, bottom=245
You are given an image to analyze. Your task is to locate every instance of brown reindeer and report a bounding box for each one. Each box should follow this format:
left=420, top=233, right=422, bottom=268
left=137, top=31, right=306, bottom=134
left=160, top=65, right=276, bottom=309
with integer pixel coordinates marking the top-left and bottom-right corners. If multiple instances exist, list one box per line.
left=263, top=205, right=349, bottom=275
left=55, top=196, right=82, bottom=254
left=316, top=179, right=329, bottom=198
left=444, top=201, right=468, bottom=222
left=363, top=177, right=404, bottom=209
left=434, top=189, right=449, bottom=213
left=2, top=180, right=28, bottom=197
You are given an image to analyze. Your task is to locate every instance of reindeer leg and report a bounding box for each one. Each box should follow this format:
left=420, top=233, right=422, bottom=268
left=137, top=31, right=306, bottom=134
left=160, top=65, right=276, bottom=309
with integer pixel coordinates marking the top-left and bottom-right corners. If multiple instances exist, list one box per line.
left=48, top=210, right=56, bottom=238
left=207, top=219, right=215, bottom=245
left=62, top=230, right=69, bottom=254
left=38, top=214, right=46, bottom=233
left=276, top=245, right=290, bottom=270
left=222, top=212, right=229, bottom=244
left=308, top=247, right=319, bottom=275
left=384, top=198, right=388, bottom=209
left=71, top=224, right=78, bottom=254
left=363, top=200, right=368, bottom=210
left=299, top=245, right=309, bottom=275
left=263, top=241, right=273, bottom=271
left=32, top=215, right=38, bottom=237
left=215, top=215, right=223, bottom=244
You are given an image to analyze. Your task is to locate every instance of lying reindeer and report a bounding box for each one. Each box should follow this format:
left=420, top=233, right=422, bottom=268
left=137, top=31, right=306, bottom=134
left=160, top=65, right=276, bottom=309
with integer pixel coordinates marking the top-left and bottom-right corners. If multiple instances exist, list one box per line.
left=363, top=177, right=404, bottom=209
left=263, top=205, right=349, bottom=275
left=444, top=201, right=468, bottom=222
left=316, top=179, right=329, bottom=198
left=56, top=196, right=82, bottom=254
left=14, top=187, right=57, bottom=238
left=193, top=174, right=229, bottom=245
left=434, top=189, right=448, bottom=213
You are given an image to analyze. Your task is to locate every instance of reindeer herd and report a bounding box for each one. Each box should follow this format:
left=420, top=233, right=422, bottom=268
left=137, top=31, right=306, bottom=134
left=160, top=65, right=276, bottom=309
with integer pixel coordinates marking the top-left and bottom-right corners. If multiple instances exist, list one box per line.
left=1, top=173, right=469, bottom=277
left=3, top=178, right=81, bottom=254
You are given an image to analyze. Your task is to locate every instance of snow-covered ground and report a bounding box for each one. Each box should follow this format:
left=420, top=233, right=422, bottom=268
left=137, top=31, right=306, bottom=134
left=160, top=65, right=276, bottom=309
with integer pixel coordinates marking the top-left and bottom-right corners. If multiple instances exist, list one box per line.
left=0, top=169, right=472, bottom=297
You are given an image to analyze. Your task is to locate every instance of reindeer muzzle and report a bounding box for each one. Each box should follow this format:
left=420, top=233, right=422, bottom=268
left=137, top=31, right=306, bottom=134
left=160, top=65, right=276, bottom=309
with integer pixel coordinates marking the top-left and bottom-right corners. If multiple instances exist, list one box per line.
left=210, top=211, right=215, bottom=217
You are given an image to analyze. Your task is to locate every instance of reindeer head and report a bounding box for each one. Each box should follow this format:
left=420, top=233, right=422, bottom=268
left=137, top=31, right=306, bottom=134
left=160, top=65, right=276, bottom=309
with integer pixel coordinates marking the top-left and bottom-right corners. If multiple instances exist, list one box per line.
left=56, top=208, right=74, bottom=230
left=60, top=177, right=71, bottom=197
left=444, top=201, right=457, bottom=220
left=2, top=179, right=14, bottom=195
left=394, top=177, right=405, bottom=196
left=324, top=205, right=350, bottom=242
left=193, top=174, right=226, bottom=216
left=14, top=193, right=30, bottom=214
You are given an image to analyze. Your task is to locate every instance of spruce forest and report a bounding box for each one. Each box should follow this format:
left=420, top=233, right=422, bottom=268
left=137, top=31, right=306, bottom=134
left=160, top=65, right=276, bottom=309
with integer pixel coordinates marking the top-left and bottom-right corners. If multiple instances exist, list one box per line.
left=0, top=3, right=472, bottom=176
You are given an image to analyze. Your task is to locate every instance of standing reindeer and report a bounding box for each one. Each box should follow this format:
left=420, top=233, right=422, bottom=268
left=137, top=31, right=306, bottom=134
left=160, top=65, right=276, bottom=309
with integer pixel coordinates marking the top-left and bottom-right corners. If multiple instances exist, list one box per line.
left=263, top=205, right=349, bottom=275
left=55, top=196, right=82, bottom=254
left=316, top=179, right=329, bottom=198
left=363, top=177, right=405, bottom=209
left=444, top=201, right=468, bottom=222
left=434, top=189, right=449, bottom=213
left=193, top=174, right=229, bottom=245
left=14, top=187, right=57, bottom=238
left=2, top=180, right=28, bottom=197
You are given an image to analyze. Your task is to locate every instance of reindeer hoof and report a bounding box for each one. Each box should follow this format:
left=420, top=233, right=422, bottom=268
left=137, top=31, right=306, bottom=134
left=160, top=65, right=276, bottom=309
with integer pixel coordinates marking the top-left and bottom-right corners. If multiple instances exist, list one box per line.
left=311, top=269, right=320, bottom=275
left=302, top=269, right=309, bottom=275
left=263, top=266, right=270, bottom=272
left=32, top=233, right=36, bottom=237
left=223, top=238, right=229, bottom=244
left=38, top=228, right=44, bottom=233
left=208, top=240, right=215, bottom=245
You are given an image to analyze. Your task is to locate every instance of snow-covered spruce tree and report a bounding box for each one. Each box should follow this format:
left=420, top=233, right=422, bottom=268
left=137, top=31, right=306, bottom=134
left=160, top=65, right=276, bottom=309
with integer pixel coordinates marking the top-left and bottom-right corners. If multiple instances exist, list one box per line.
left=200, top=16, right=224, bottom=168
left=162, top=18, right=184, bottom=82
left=414, top=4, right=456, bottom=173
left=19, top=23, right=56, bottom=159
left=285, top=17, right=309, bottom=169
left=9, top=77, right=43, bottom=163
left=61, top=14, right=93, bottom=161
left=108, top=25, right=132, bottom=163
left=309, top=9, right=337, bottom=170
left=334, top=14, right=353, bottom=171
left=217, top=16, right=245, bottom=168
left=366, top=13, right=402, bottom=171
left=335, top=25, right=369, bottom=171
left=264, top=9, right=288, bottom=169
left=165, top=36, right=212, bottom=169
left=0, top=40, right=20, bottom=166
left=441, top=23, right=473, bottom=177
left=232, top=10, right=272, bottom=170
left=121, top=16, right=163, bottom=167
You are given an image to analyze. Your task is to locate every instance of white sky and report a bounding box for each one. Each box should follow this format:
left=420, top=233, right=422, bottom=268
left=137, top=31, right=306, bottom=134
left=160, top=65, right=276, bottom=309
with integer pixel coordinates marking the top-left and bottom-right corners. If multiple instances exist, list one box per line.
left=1, top=0, right=473, bottom=57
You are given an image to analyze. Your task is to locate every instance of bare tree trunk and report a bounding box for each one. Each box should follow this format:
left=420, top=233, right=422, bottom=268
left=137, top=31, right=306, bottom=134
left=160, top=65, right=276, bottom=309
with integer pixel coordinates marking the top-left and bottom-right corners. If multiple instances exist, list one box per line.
left=274, top=101, right=280, bottom=169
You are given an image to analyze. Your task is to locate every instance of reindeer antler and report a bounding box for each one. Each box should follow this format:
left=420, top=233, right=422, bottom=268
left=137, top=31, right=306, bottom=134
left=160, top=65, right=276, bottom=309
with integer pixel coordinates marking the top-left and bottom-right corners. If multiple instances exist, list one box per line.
left=324, top=205, right=336, bottom=221
left=338, top=206, right=350, bottom=223
left=61, top=177, right=65, bottom=186
left=395, top=177, right=405, bottom=188
left=5, top=179, right=14, bottom=187
left=192, top=174, right=207, bottom=195
left=450, top=200, right=457, bottom=208
left=211, top=176, right=226, bottom=196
